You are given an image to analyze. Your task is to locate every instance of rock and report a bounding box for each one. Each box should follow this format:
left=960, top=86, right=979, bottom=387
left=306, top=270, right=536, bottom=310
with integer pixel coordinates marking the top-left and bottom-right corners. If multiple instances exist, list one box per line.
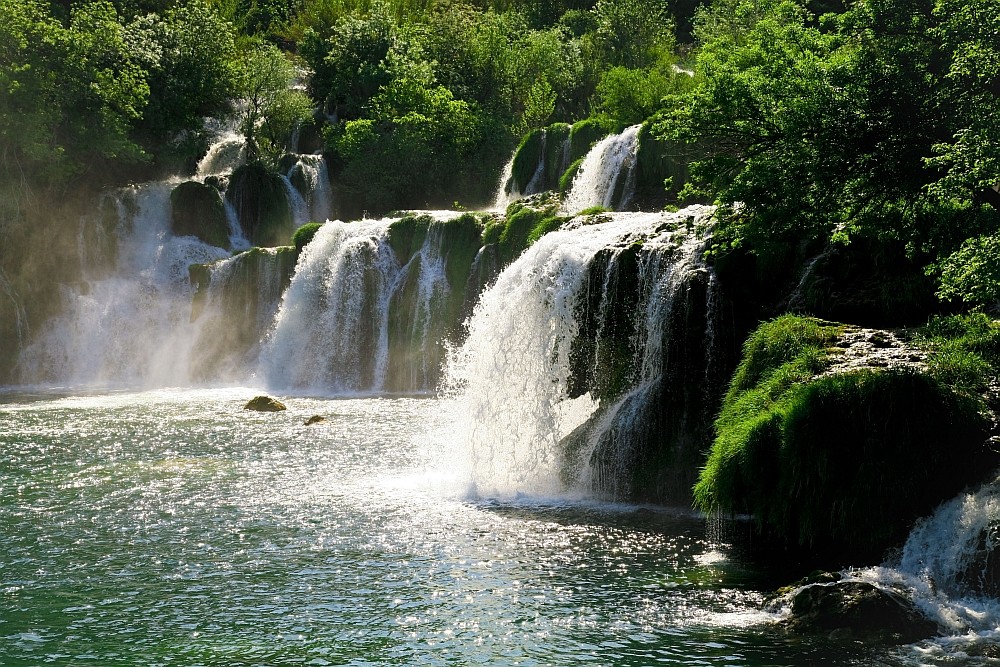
left=244, top=395, right=286, bottom=412
left=226, top=163, right=293, bottom=247
left=304, top=415, right=327, bottom=425
left=779, top=581, right=938, bottom=644
left=170, top=181, right=230, bottom=249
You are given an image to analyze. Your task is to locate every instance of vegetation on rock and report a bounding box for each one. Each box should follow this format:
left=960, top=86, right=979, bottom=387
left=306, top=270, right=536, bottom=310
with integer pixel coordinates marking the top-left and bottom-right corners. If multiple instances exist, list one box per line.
left=696, top=315, right=995, bottom=563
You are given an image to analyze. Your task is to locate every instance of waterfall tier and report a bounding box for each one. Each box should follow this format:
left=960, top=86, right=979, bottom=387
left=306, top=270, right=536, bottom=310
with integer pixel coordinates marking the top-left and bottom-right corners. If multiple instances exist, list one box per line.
left=447, top=205, right=720, bottom=501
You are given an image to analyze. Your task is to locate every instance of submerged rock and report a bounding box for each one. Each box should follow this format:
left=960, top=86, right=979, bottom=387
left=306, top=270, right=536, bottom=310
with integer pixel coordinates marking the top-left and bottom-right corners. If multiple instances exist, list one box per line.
left=304, top=415, right=327, bottom=425
left=244, top=395, right=286, bottom=412
left=779, top=580, right=938, bottom=644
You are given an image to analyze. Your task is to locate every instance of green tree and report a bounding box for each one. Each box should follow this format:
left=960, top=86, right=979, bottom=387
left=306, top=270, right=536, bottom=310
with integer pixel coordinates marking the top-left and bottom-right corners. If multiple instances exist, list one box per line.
left=0, top=0, right=148, bottom=187
left=234, top=40, right=313, bottom=163
left=127, top=1, right=238, bottom=166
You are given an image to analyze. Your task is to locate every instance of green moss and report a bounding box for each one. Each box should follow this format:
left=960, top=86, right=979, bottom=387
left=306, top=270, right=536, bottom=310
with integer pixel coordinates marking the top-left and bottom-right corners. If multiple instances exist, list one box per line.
left=511, top=128, right=546, bottom=194
left=696, top=314, right=995, bottom=562
left=543, top=122, right=571, bottom=191
left=918, top=313, right=1000, bottom=403
left=387, top=214, right=432, bottom=265
left=569, top=117, right=619, bottom=162
left=443, top=213, right=484, bottom=294
left=559, top=157, right=584, bottom=193
left=728, top=315, right=842, bottom=397
left=491, top=198, right=568, bottom=265
left=292, top=222, right=323, bottom=253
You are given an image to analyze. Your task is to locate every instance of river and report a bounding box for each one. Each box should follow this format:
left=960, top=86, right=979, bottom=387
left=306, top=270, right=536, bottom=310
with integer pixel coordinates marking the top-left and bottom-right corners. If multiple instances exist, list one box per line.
left=0, top=387, right=946, bottom=666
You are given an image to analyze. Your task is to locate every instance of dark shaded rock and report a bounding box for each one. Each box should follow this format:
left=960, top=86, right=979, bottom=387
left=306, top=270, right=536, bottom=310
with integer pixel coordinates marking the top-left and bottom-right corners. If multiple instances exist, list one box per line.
left=226, top=163, right=293, bottom=247
left=170, top=181, right=230, bottom=249
left=780, top=581, right=938, bottom=644
left=954, top=523, right=1000, bottom=598
left=304, top=415, right=327, bottom=425
left=244, top=395, right=286, bottom=412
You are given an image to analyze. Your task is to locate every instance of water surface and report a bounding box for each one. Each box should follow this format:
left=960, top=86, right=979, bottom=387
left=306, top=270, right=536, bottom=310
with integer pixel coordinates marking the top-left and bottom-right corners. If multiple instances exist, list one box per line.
left=1, top=389, right=910, bottom=666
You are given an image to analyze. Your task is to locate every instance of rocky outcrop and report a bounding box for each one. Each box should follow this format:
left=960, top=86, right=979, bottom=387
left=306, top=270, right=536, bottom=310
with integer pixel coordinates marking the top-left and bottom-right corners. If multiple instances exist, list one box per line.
left=170, top=181, right=230, bottom=249
left=244, top=395, right=286, bottom=412
left=227, top=163, right=293, bottom=247
left=695, top=315, right=997, bottom=565
left=778, top=580, right=938, bottom=644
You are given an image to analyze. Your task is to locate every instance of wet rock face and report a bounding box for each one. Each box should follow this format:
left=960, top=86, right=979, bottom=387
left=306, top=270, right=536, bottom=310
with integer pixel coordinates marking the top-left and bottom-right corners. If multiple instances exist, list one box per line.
left=780, top=581, right=938, bottom=644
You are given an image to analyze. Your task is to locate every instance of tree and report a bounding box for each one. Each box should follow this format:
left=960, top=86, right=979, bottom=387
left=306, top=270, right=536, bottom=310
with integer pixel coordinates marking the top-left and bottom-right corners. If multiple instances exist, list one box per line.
left=234, top=40, right=313, bottom=163
left=127, top=1, right=238, bottom=164
left=0, top=0, right=148, bottom=187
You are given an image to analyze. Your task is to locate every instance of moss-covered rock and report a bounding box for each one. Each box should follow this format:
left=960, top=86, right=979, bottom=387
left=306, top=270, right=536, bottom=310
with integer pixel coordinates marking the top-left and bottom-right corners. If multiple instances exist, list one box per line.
left=226, top=162, right=293, bottom=248
left=170, top=181, right=230, bottom=249
left=384, top=212, right=485, bottom=391
left=779, top=580, right=938, bottom=644
left=188, top=246, right=298, bottom=382
left=511, top=128, right=546, bottom=195
left=292, top=222, right=323, bottom=254
left=483, top=195, right=568, bottom=266
left=569, top=117, right=620, bottom=163
left=696, top=315, right=996, bottom=565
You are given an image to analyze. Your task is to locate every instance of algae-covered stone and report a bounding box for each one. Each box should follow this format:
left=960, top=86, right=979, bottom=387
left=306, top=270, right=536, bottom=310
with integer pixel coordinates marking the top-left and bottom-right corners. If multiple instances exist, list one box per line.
left=244, top=395, right=286, bottom=412
left=170, top=181, right=230, bottom=249
left=227, top=163, right=293, bottom=248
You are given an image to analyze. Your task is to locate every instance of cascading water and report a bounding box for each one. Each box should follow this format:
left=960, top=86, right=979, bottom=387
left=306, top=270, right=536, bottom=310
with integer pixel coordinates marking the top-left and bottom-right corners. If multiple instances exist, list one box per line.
left=445, top=205, right=718, bottom=500
left=492, top=126, right=572, bottom=211
left=283, top=153, right=334, bottom=226
left=17, top=184, right=230, bottom=387
left=261, top=212, right=471, bottom=394
left=562, top=125, right=641, bottom=214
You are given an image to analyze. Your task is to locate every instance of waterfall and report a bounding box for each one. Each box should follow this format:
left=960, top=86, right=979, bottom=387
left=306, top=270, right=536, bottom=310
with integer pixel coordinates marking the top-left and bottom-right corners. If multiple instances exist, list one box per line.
left=18, top=185, right=230, bottom=387
left=562, top=125, right=641, bottom=214
left=492, top=126, right=572, bottom=211
left=283, top=154, right=334, bottom=226
left=446, top=205, right=718, bottom=500
left=189, top=247, right=297, bottom=383
left=491, top=153, right=517, bottom=211
left=260, top=212, right=473, bottom=394
left=196, top=130, right=246, bottom=178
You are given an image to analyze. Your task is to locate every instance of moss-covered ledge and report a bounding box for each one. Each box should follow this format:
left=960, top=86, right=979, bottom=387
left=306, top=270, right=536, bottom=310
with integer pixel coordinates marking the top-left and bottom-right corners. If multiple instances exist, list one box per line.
left=695, top=315, right=998, bottom=566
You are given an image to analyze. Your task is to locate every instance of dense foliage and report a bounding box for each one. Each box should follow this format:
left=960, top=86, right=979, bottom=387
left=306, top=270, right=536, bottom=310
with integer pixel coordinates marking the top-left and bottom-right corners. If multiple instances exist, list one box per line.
left=657, top=0, right=1000, bottom=309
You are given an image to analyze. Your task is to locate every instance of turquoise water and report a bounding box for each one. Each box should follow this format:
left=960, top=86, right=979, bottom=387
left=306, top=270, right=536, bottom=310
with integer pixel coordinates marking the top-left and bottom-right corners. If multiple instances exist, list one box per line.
left=1, top=389, right=904, bottom=666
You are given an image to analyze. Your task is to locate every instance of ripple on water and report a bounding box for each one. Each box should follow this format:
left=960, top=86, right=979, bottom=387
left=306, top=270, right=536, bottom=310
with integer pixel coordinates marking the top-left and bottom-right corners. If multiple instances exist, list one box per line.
left=0, top=389, right=903, bottom=666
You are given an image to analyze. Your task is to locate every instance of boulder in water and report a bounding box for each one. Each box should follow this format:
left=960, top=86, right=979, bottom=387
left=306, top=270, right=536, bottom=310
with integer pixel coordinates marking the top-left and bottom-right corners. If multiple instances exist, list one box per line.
left=304, top=415, right=327, bottom=425
left=244, top=395, right=286, bottom=412
left=779, top=580, right=938, bottom=644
